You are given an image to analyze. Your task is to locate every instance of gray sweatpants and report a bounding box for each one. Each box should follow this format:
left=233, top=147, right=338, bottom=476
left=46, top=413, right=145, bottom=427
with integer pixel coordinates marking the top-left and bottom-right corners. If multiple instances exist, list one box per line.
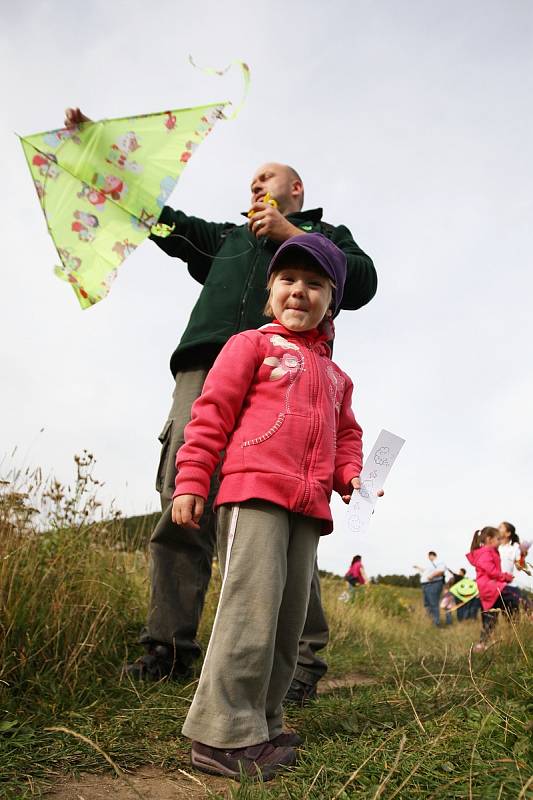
left=141, top=367, right=329, bottom=683
left=182, top=501, right=321, bottom=748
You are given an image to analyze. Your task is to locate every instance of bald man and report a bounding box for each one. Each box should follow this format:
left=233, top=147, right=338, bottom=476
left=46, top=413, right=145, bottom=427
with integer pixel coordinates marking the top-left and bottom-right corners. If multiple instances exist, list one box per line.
left=66, top=109, right=377, bottom=701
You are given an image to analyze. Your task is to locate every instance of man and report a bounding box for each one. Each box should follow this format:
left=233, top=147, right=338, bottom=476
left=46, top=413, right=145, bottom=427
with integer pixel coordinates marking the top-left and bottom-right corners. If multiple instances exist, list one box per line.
left=65, top=108, right=378, bottom=700
left=414, top=551, right=446, bottom=626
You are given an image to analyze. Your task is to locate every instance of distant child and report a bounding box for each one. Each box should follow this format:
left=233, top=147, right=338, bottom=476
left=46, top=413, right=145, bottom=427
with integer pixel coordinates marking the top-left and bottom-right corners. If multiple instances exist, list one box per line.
left=498, top=521, right=523, bottom=606
left=172, top=234, right=363, bottom=780
left=439, top=585, right=456, bottom=625
left=345, top=555, right=367, bottom=587
left=466, top=527, right=518, bottom=652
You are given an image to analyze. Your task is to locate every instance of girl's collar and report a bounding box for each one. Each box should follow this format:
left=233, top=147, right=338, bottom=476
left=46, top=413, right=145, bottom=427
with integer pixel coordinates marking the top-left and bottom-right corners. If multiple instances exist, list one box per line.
left=260, top=319, right=335, bottom=344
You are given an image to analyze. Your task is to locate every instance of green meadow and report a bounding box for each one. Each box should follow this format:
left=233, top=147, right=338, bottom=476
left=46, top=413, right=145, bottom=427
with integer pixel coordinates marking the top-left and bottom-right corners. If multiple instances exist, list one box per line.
left=1, top=461, right=532, bottom=799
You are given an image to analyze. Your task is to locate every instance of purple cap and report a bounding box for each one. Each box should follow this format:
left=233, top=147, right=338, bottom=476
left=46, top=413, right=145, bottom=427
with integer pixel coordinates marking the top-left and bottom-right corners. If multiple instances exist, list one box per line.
left=267, top=233, right=347, bottom=313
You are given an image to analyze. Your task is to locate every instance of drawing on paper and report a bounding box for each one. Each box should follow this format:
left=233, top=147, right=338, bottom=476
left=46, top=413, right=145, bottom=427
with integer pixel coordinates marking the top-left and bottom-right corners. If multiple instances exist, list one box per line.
left=374, top=447, right=391, bottom=466
left=347, top=429, right=405, bottom=538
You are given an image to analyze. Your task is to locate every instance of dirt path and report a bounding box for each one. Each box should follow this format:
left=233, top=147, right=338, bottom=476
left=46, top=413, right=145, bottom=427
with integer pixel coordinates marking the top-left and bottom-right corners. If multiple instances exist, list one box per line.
left=46, top=673, right=376, bottom=799
left=47, top=766, right=231, bottom=800
left=318, top=671, right=377, bottom=693
left=47, top=765, right=232, bottom=800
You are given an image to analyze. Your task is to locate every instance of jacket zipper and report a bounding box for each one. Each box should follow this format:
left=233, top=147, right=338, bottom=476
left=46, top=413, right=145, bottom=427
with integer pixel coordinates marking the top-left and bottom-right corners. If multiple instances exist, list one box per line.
left=301, top=343, right=320, bottom=513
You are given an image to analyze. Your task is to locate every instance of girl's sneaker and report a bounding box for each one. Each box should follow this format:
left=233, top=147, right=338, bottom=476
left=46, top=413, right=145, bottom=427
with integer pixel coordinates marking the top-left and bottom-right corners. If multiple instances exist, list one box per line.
left=473, top=642, right=488, bottom=653
left=190, top=740, right=296, bottom=780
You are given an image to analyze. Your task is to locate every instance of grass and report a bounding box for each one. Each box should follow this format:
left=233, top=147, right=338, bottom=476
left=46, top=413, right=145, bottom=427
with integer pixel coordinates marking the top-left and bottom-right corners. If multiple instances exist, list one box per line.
left=1, top=462, right=532, bottom=799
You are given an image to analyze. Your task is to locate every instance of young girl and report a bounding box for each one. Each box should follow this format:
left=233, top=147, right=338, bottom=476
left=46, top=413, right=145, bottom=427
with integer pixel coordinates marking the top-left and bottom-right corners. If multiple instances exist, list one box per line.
left=466, top=527, right=517, bottom=652
left=172, top=233, right=363, bottom=780
left=498, top=520, right=523, bottom=605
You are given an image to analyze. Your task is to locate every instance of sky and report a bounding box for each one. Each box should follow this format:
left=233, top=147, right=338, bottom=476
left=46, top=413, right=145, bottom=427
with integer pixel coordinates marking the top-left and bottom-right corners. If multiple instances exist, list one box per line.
left=1, top=0, right=532, bottom=587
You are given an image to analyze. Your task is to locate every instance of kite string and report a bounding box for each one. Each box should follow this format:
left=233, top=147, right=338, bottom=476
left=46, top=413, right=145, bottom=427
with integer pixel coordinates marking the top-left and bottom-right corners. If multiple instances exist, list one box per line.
left=163, top=230, right=255, bottom=260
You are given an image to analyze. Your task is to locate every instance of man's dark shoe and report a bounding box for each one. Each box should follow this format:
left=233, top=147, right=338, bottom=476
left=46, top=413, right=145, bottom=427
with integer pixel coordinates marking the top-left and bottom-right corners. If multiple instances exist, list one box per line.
left=270, top=731, right=303, bottom=747
left=191, top=740, right=296, bottom=780
left=284, top=678, right=318, bottom=706
left=124, top=643, right=192, bottom=682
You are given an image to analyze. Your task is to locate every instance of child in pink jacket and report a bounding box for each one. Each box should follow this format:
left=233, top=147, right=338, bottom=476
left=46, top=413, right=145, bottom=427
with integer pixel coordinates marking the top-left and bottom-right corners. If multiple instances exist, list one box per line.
left=466, top=527, right=518, bottom=651
left=345, top=555, right=367, bottom=586
left=172, top=233, right=363, bottom=780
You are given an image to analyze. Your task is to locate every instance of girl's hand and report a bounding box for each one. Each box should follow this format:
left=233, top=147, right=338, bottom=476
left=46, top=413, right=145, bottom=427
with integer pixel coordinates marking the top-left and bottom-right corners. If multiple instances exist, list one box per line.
left=342, top=476, right=361, bottom=504
left=342, top=477, right=385, bottom=504
left=172, top=494, right=205, bottom=529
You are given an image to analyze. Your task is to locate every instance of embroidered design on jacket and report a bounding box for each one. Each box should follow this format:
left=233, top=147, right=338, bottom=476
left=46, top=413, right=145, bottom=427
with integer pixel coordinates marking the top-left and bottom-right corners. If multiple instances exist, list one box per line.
left=264, top=352, right=301, bottom=381
left=268, top=334, right=299, bottom=351
left=326, top=365, right=344, bottom=412
left=242, top=338, right=304, bottom=448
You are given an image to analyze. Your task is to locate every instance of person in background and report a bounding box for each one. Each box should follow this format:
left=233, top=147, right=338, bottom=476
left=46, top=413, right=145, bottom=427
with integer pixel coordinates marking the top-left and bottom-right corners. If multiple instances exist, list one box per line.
left=451, top=567, right=467, bottom=581
left=498, top=521, right=522, bottom=605
left=467, top=527, right=518, bottom=652
left=414, top=551, right=446, bottom=626
left=440, top=582, right=456, bottom=625
left=344, top=555, right=367, bottom=588
left=447, top=567, right=466, bottom=621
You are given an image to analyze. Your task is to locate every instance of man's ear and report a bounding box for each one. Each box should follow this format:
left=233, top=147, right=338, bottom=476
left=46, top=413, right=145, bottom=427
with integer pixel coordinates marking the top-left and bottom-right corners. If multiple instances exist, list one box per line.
left=291, top=179, right=304, bottom=199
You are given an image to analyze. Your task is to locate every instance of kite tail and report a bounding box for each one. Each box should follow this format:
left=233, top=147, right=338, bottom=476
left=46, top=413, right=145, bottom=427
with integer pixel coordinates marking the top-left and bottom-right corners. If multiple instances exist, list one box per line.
left=188, top=56, right=250, bottom=119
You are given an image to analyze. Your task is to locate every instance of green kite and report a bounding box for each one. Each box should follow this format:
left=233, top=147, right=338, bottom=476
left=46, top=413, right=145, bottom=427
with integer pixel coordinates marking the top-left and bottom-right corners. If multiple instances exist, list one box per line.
left=449, top=577, right=479, bottom=603
left=20, top=102, right=228, bottom=308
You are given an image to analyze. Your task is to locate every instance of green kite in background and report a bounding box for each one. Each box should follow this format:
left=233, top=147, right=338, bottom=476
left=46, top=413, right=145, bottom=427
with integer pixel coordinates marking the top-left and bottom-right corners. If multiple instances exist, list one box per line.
left=449, top=577, right=479, bottom=604
left=20, top=102, right=228, bottom=308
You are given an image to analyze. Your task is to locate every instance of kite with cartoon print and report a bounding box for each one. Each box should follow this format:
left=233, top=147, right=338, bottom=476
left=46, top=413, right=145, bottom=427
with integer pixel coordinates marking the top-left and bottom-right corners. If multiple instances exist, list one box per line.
left=20, top=102, right=228, bottom=308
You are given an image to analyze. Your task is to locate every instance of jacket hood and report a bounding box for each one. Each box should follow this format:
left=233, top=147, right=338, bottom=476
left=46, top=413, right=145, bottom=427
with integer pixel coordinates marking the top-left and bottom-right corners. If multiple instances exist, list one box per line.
left=466, top=545, right=495, bottom=567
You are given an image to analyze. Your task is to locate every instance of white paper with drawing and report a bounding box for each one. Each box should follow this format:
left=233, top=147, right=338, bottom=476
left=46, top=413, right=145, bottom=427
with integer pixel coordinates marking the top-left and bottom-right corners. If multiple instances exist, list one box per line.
left=347, top=429, right=405, bottom=535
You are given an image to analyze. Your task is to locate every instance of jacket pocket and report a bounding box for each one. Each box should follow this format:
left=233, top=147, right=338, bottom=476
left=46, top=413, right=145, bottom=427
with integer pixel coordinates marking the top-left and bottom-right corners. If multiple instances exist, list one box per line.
left=241, top=412, right=286, bottom=448
left=241, top=412, right=308, bottom=477
left=155, top=419, right=173, bottom=494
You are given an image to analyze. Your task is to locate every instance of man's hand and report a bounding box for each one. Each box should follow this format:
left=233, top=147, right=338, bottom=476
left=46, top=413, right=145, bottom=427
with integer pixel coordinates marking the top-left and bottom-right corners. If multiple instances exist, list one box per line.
left=172, top=494, right=205, bottom=529
left=64, top=107, right=91, bottom=127
left=248, top=202, right=303, bottom=243
left=342, top=476, right=385, bottom=504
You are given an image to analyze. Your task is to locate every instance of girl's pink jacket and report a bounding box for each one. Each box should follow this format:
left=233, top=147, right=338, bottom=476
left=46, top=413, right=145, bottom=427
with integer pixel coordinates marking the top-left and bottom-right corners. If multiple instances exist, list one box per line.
left=345, top=561, right=365, bottom=584
left=466, top=546, right=513, bottom=611
left=174, top=321, right=363, bottom=533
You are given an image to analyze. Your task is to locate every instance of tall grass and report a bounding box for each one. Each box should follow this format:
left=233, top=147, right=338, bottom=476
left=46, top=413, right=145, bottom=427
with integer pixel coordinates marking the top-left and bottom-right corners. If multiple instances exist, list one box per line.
left=1, top=458, right=532, bottom=798
left=0, top=456, right=148, bottom=702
